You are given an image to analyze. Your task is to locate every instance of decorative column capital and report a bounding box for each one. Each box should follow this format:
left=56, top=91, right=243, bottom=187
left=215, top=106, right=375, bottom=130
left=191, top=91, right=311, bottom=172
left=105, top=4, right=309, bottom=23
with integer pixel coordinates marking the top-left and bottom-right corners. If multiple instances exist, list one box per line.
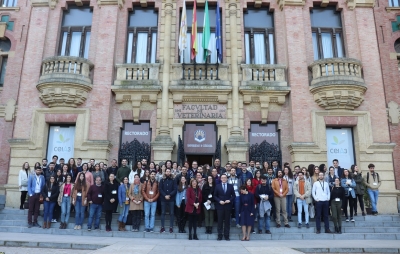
left=30, top=0, right=58, bottom=9
left=277, top=0, right=305, bottom=10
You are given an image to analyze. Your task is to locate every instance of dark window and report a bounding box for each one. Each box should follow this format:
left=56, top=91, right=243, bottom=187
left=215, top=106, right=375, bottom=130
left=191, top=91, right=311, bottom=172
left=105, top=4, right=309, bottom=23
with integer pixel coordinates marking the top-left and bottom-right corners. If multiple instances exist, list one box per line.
left=180, top=7, right=221, bottom=63
left=311, top=7, right=344, bottom=60
left=244, top=9, right=275, bottom=64
left=395, top=38, right=400, bottom=53
left=59, top=7, right=93, bottom=58
left=126, top=8, right=158, bottom=63
left=0, top=38, right=10, bottom=87
left=0, top=56, right=7, bottom=86
left=1, top=0, right=18, bottom=7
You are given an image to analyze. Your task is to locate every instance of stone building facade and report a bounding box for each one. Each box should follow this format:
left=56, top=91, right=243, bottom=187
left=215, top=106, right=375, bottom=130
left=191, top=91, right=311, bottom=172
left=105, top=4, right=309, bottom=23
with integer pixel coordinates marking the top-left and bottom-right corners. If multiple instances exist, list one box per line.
left=0, top=0, right=398, bottom=212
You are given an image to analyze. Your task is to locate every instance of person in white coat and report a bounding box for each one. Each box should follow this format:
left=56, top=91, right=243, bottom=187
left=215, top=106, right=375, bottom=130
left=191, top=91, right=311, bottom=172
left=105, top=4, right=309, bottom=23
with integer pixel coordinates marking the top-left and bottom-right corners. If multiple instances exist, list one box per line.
left=129, top=161, right=144, bottom=184
left=18, top=162, right=31, bottom=209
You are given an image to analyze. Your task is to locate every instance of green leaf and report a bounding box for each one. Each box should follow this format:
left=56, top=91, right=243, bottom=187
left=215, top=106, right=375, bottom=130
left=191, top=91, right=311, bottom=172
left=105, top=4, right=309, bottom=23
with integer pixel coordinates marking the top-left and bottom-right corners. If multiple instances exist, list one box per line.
left=333, top=136, right=339, bottom=144
left=59, top=134, right=64, bottom=142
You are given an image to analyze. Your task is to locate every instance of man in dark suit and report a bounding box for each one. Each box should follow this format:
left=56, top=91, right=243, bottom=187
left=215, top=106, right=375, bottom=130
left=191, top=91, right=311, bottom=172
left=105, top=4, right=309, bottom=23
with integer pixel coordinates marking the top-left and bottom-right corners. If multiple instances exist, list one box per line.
left=332, top=159, right=343, bottom=178
left=214, top=174, right=235, bottom=241
left=272, top=160, right=281, bottom=176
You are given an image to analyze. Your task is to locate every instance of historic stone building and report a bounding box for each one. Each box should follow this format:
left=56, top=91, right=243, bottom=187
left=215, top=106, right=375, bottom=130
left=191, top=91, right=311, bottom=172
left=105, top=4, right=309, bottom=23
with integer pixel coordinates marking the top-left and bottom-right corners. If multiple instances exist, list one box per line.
left=0, top=0, right=398, bottom=212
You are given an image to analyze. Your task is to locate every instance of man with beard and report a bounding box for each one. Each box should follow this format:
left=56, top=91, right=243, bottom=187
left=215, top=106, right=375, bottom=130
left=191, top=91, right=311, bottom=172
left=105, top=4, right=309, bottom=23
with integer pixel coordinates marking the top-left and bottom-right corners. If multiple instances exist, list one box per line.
left=228, top=168, right=242, bottom=228
left=27, top=167, right=45, bottom=228
left=141, top=158, right=148, bottom=170
left=175, top=166, right=191, bottom=185
left=159, top=168, right=177, bottom=233
left=247, top=160, right=256, bottom=176
left=271, top=170, right=290, bottom=228
left=312, top=172, right=332, bottom=234
left=212, top=158, right=226, bottom=175
left=188, top=161, right=198, bottom=179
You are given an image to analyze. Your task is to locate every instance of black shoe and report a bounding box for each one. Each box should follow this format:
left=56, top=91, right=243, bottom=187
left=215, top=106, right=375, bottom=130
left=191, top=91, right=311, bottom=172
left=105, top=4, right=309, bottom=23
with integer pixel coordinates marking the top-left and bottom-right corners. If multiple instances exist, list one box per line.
left=33, top=222, right=41, bottom=228
left=284, top=224, right=290, bottom=228
left=325, top=229, right=332, bottom=233
left=276, top=224, right=281, bottom=228
left=354, top=212, right=357, bottom=216
left=265, top=230, right=271, bottom=234
left=258, top=230, right=262, bottom=234
left=28, top=223, right=32, bottom=228
left=334, top=226, right=338, bottom=233
left=20, top=205, right=23, bottom=210
left=316, top=230, right=321, bottom=234
left=338, top=227, right=342, bottom=234
left=182, top=229, right=187, bottom=233
left=209, top=227, right=212, bottom=234
left=225, top=237, right=230, bottom=241
left=288, top=217, right=293, bottom=222
left=188, top=234, right=192, bottom=240
left=362, top=212, right=366, bottom=216
left=306, top=223, right=310, bottom=228
left=193, top=234, right=199, bottom=240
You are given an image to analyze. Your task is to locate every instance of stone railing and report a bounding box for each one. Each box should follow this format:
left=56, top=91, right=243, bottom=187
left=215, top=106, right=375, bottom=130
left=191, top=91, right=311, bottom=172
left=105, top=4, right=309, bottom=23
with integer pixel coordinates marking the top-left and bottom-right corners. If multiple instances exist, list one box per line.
left=114, top=63, right=160, bottom=86
left=37, top=56, right=94, bottom=108
left=240, top=64, right=287, bottom=87
left=308, top=57, right=367, bottom=110
left=171, top=63, right=230, bottom=86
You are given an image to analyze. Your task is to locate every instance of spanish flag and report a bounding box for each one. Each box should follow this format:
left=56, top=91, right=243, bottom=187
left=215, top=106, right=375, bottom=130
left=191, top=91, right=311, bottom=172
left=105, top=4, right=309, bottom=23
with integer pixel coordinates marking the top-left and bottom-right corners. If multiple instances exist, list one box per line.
left=190, top=0, right=198, bottom=60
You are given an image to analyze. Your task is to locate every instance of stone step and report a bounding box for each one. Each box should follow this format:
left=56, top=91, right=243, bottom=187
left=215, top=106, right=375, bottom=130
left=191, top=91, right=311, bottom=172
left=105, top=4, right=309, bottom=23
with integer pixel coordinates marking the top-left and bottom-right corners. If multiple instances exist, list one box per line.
left=0, top=226, right=398, bottom=240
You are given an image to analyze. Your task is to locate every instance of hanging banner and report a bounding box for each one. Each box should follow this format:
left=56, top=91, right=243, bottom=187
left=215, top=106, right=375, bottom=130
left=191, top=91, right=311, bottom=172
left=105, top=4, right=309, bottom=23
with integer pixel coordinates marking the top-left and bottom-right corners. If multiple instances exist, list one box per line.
left=184, top=123, right=216, bottom=154
left=121, top=122, right=151, bottom=144
left=326, top=128, right=355, bottom=169
left=248, top=123, right=279, bottom=146
left=47, top=126, right=75, bottom=162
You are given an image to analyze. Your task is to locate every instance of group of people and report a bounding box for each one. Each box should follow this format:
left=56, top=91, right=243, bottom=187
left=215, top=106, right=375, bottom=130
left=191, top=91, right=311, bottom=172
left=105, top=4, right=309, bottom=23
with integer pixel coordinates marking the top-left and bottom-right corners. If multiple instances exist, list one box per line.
left=19, top=156, right=381, bottom=240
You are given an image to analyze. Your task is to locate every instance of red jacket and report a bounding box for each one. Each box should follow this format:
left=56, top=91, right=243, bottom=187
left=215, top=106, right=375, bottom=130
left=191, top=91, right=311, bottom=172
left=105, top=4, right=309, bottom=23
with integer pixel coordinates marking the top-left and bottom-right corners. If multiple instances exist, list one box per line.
left=185, top=187, right=202, bottom=214
left=252, top=178, right=262, bottom=187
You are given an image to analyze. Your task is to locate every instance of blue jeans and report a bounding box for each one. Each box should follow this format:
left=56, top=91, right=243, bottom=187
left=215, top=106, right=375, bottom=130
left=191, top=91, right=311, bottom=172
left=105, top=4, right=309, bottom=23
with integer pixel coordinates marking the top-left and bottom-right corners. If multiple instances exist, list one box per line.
left=234, top=196, right=240, bottom=224
left=367, top=189, right=379, bottom=212
left=257, top=203, right=271, bottom=231
left=286, top=195, right=293, bottom=217
left=296, top=198, right=309, bottom=224
left=118, top=204, right=130, bottom=223
left=315, top=201, right=329, bottom=231
left=144, top=201, right=157, bottom=229
left=161, top=201, right=175, bottom=228
left=74, top=196, right=85, bottom=226
left=87, top=203, right=102, bottom=229
left=43, top=200, right=56, bottom=222
left=60, top=196, right=71, bottom=223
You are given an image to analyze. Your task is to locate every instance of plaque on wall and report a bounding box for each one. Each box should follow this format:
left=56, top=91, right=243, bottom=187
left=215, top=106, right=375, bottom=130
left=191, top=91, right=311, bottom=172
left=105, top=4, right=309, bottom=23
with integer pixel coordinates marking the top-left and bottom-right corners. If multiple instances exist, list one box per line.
left=121, top=122, right=151, bottom=144
left=249, top=123, right=279, bottom=146
left=174, top=104, right=226, bottom=119
left=184, top=123, right=216, bottom=154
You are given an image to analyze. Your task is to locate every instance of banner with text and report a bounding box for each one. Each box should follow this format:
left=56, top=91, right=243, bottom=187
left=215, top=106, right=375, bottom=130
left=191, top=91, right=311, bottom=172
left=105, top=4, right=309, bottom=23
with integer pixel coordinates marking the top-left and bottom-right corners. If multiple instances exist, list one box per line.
left=184, top=123, right=216, bottom=154
left=249, top=123, right=279, bottom=146
left=47, top=126, right=75, bottom=162
left=326, top=128, right=355, bottom=169
left=121, top=122, right=151, bottom=144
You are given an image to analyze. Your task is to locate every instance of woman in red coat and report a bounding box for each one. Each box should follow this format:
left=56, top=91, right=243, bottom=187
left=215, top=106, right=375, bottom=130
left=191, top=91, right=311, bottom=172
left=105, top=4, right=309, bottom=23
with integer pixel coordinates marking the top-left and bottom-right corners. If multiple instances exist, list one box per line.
left=185, top=178, right=202, bottom=240
left=252, top=170, right=262, bottom=187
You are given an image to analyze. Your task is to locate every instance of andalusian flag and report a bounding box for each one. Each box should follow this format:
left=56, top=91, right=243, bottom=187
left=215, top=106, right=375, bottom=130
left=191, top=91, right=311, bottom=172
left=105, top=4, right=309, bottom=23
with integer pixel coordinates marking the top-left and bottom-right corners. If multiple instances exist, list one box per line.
left=190, top=0, right=198, bottom=60
left=202, top=0, right=211, bottom=62
left=178, top=0, right=187, bottom=56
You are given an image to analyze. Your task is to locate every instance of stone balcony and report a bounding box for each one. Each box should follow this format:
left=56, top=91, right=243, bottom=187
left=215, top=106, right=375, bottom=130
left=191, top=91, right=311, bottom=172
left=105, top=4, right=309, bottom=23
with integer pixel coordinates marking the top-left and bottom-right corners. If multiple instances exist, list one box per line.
left=111, top=63, right=162, bottom=122
left=239, top=64, right=290, bottom=123
left=309, top=57, right=367, bottom=110
left=170, top=63, right=231, bottom=103
left=36, top=56, right=94, bottom=108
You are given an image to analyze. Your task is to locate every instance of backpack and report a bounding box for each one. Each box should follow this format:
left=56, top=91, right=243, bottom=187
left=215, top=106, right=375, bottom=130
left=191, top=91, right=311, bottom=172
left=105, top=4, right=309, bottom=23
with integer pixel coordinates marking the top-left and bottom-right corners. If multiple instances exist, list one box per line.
left=366, top=172, right=379, bottom=184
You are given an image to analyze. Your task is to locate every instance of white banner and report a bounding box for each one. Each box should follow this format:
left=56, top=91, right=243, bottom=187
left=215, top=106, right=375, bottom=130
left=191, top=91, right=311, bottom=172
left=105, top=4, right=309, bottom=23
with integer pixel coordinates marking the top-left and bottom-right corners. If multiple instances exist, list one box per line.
left=47, top=126, right=75, bottom=162
left=326, top=128, right=355, bottom=169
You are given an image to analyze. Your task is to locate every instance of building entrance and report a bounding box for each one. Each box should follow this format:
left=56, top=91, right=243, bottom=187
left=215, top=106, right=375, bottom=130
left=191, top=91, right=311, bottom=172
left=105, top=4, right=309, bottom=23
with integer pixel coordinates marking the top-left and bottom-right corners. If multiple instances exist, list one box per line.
left=186, top=155, right=214, bottom=166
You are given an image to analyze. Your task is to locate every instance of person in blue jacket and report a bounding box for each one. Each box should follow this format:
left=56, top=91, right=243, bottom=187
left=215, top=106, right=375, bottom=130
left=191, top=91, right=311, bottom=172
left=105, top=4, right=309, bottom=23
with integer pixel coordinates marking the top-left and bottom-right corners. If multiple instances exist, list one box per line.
left=341, top=169, right=356, bottom=222
left=27, top=166, right=45, bottom=228
left=118, top=176, right=130, bottom=231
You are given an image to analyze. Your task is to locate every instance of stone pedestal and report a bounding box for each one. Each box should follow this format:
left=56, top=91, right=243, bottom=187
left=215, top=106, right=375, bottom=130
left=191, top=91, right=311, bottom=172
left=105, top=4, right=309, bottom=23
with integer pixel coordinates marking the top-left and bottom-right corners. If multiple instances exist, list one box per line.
left=225, top=135, right=249, bottom=162
left=151, top=135, right=175, bottom=164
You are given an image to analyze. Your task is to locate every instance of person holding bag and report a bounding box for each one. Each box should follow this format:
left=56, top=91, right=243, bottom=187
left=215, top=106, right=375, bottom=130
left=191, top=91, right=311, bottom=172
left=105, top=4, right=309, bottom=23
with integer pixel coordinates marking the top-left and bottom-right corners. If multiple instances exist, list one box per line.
left=118, top=176, right=130, bottom=231
left=41, top=176, right=59, bottom=229
left=176, top=176, right=188, bottom=233
left=202, top=175, right=215, bottom=234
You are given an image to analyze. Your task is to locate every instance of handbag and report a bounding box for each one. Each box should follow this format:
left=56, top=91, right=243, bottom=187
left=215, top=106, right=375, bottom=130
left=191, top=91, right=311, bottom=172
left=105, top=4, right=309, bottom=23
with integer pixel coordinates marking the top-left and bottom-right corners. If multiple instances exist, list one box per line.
left=309, top=203, right=315, bottom=218
left=39, top=195, right=44, bottom=204
left=21, top=178, right=28, bottom=187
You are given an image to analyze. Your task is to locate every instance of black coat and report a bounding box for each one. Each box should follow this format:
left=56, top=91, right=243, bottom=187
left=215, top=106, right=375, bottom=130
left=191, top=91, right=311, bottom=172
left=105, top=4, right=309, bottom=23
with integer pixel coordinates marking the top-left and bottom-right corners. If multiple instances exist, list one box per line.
left=202, top=183, right=215, bottom=203
left=103, top=182, right=118, bottom=211
left=213, top=183, right=235, bottom=210
left=41, top=183, right=60, bottom=202
left=159, top=176, right=177, bottom=202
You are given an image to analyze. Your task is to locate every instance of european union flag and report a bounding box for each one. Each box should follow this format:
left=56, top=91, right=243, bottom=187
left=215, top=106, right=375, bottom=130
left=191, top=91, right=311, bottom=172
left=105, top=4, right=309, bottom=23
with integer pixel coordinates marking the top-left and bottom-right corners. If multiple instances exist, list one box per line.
left=215, top=1, right=222, bottom=63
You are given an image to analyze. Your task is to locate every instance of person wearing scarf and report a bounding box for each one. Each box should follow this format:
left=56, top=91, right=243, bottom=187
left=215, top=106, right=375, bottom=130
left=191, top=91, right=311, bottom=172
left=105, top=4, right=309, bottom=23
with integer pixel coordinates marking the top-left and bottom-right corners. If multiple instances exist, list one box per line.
left=128, top=174, right=143, bottom=231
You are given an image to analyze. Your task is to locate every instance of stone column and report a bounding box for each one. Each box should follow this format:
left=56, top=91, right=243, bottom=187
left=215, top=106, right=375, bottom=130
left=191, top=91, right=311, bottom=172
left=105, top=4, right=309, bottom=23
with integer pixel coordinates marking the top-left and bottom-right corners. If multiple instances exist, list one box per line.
left=224, top=0, right=248, bottom=161
left=151, top=0, right=175, bottom=160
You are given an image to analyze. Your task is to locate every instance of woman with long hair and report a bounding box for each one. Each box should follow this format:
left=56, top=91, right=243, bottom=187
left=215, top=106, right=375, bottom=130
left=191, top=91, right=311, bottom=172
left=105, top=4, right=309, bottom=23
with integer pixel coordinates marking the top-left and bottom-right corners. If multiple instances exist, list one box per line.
left=118, top=176, right=130, bottom=231
left=325, top=166, right=336, bottom=187
left=252, top=170, right=262, bottom=187
left=18, top=162, right=30, bottom=209
left=302, top=167, right=311, bottom=184
left=185, top=178, right=202, bottom=240
left=341, top=169, right=356, bottom=222
left=307, top=164, right=315, bottom=178
left=129, top=161, right=143, bottom=184
left=72, top=172, right=88, bottom=230
left=61, top=164, right=70, bottom=183
left=41, top=176, right=59, bottom=229
left=351, top=164, right=366, bottom=216
left=58, top=174, right=74, bottom=229
left=52, top=169, right=63, bottom=223
left=239, top=185, right=255, bottom=241
left=311, top=165, right=320, bottom=185
left=77, top=163, right=94, bottom=186
left=92, top=163, right=105, bottom=183
left=201, top=175, right=215, bottom=234
left=176, top=175, right=188, bottom=233
left=330, top=177, right=345, bottom=233
left=140, top=169, right=150, bottom=184
left=283, top=166, right=294, bottom=221
left=68, top=158, right=78, bottom=182
left=104, top=173, right=118, bottom=231
left=128, top=174, right=143, bottom=232
left=261, top=161, right=270, bottom=175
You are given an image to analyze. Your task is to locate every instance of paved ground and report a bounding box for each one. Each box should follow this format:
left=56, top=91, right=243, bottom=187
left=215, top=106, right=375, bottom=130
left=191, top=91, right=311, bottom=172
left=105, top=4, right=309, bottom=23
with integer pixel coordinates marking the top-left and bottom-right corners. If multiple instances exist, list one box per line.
left=0, top=232, right=399, bottom=253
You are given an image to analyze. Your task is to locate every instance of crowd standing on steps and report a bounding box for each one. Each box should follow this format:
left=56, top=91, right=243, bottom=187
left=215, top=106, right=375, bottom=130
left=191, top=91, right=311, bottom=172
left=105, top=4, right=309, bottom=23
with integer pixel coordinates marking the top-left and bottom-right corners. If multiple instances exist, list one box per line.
left=19, top=157, right=381, bottom=240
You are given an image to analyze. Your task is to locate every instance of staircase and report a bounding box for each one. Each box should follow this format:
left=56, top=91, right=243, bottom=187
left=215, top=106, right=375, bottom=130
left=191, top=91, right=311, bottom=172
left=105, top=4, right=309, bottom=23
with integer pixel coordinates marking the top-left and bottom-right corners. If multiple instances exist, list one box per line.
left=0, top=208, right=399, bottom=240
